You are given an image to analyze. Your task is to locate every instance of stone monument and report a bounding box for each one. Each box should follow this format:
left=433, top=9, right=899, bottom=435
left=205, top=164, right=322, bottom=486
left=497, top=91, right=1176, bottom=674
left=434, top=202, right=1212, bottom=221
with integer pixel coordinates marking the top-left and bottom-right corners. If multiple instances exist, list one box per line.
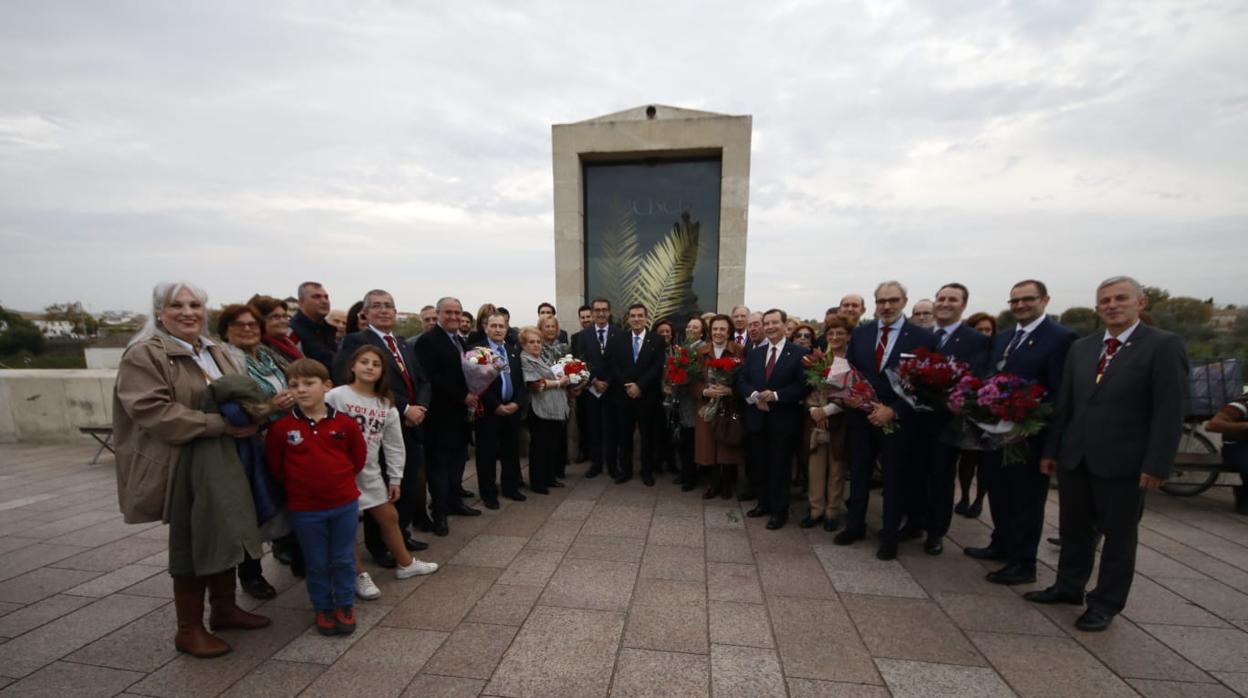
left=551, top=105, right=751, bottom=327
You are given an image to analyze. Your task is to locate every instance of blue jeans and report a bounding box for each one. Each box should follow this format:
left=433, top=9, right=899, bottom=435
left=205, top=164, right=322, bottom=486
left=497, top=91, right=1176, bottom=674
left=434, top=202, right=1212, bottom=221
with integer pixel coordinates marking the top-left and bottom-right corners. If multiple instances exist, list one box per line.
left=289, top=501, right=358, bottom=612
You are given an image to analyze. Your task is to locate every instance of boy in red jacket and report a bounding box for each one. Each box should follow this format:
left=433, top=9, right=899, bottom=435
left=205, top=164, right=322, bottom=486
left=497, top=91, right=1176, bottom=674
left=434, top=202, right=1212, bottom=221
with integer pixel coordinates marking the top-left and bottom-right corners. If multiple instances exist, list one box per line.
left=266, top=359, right=366, bottom=636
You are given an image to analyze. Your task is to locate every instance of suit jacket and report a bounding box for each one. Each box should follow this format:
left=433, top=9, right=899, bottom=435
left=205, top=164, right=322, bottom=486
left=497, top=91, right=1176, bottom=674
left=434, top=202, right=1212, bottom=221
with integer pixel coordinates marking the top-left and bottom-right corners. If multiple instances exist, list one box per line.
left=989, top=317, right=1078, bottom=401
left=414, top=324, right=471, bottom=445
left=846, top=319, right=938, bottom=410
left=573, top=324, right=623, bottom=386
left=468, top=338, right=530, bottom=415
left=935, top=323, right=991, bottom=376
left=736, top=340, right=811, bottom=434
left=291, top=311, right=338, bottom=371
left=1043, top=324, right=1188, bottom=479
left=333, top=328, right=431, bottom=419
left=605, top=329, right=666, bottom=404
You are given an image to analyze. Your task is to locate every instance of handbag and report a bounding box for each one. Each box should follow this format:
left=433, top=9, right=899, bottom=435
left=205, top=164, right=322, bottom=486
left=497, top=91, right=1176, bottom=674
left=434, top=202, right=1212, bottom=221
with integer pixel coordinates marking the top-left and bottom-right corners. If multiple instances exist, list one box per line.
left=713, top=405, right=745, bottom=446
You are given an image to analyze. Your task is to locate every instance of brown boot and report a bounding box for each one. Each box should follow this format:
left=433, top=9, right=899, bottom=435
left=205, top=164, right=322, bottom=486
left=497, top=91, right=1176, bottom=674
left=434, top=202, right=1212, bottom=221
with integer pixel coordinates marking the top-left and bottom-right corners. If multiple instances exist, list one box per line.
left=173, top=576, right=231, bottom=658
left=207, top=571, right=271, bottom=631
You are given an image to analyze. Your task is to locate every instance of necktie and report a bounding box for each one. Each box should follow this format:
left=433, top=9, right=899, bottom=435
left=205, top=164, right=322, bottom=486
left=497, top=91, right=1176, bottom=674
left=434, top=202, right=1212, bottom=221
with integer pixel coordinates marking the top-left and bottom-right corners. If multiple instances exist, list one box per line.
left=494, top=344, right=512, bottom=400
left=383, top=335, right=415, bottom=397
left=632, top=334, right=641, bottom=362
left=1096, top=337, right=1122, bottom=383
left=935, top=328, right=947, bottom=348
left=1003, top=328, right=1026, bottom=360
left=875, top=326, right=892, bottom=372
left=765, top=345, right=777, bottom=381
left=736, top=332, right=744, bottom=345
left=598, top=327, right=606, bottom=352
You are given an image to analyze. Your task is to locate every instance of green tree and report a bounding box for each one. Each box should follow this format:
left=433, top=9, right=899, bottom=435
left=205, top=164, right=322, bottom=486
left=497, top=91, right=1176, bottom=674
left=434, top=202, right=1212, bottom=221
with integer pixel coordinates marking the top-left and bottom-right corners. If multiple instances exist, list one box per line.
left=1060, top=307, right=1102, bottom=336
left=1152, top=296, right=1213, bottom=334
left=0, top=306, right=47, bottom=356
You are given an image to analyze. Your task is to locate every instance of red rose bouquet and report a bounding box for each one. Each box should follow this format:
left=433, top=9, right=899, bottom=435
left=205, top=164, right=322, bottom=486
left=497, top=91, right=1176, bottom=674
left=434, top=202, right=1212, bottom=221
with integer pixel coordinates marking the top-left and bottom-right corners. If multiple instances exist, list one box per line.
left=665, top=344, right=697, bottom=387
left=698, top=355, right=742, bottom=422
left=947, top=373, right=1051, bottom=463
left=886, top=347, right=969, bottom=412
left=462, top=347, right=509, bottom=420
left=825, top=357, right=897, bottom=433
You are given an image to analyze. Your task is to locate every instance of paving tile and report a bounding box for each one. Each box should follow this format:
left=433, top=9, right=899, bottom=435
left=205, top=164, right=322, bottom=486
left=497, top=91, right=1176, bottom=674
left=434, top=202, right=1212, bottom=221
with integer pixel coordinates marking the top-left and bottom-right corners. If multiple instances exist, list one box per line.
left=49, top=536, right=167, bottom=573
left=485, top=605, right=625, bottom=698
left=1210, top=672, right=1248, bottom=695
left=769, top=595, right=882, bottom=684
left=0, top=537, right=39, bottom=556
left=709, top=600, right=773, bottom=648
left=786, top=678, right=891, bottom=697
left=0, top=659, right=144, bottom=697
left=1154, top=577, right=1248, bottom=621
left=539, top=558, right=638, bottom=611
left=401, top=674, right=486, bottom=698
left=567, top=534, right=646, bottom=563
left=842, top=594, right=987, bottom=667
left=1142, top=624, right=1248, bottom=673
left=44, top=518, right=149, bottom=548
left=383, top=565, right=501, bottom=631
left=0, top=567, right=101, bottom=605
left=639, top=544, right=705, bottom=582
left=117, top=572, right=173, bottom=600
left=653, top=494, right=703, bottom=519
left=1126, top=678, right=1240, bottom=697
left=0, top=601, right=21, bottom=618
left=1169, top=550, right=1248, bottom=591
left=273, top=602, right=394, bottom=664
left=755, top=552, right=835, bottom=599
left=17, top=511, right=121, bottom=540
left=932, top=591, right=1063, bottom=636
left=449, top=534, right=529, bottom=568
left=875, top=658, right=1017, bottom=698
left=709, top=643, right=786, bottom=698
left=896, top=544, right=1016, bottom=597
left=0, top=544, right=91, bottom=583
left=62, top=564, right=163, bottom=598
left=969, top=631, right=1139, bottom=698
left=1124, top=575, right=1233, bottom=628
left=465, top=584, right=542, bottom=626
left=704, top=529, right=753, bottom=563
left=422, top=622, right=518, bottom=680
left=300, top=626, right=448, bottom=697
left=497, top=549, right=563, bottom=587
left=596, top=486, right=658, bottom=510
left=703, top=505, right=745, bottom=530
left=0, top=593, right=166, bottom=677
left=706, top=562, right=762, bottom=604
left=0, top=594, right=95, bottom=638
left=630, top=578, right=706, bottom=610
left=550, top=498, right=595, bottom=521
left=647, top=515, right=704, bottom=548
left=813, top=544, right=927, bottom=599
left=220, top=659, right=326, bottom=697
left=1135, top=546, right=1214, bottom=579
left=611, top=648, right=709, bottom=698
left=623, top=603, right=708, bottom=653
left=581, top=505, right=652, bottom=538
left=525, top=519, right=582, bottom=553
left=66, top=602, right=178, bottom=672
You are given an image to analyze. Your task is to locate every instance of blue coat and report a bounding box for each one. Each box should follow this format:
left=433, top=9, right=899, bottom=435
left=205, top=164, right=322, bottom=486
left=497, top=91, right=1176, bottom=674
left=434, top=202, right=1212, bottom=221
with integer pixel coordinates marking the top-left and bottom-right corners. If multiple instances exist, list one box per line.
left=989, top=317, right=1078, bottom=401
left=936, top=323, right=991, bottom=376
left=846, top=319, right=938, bottom=410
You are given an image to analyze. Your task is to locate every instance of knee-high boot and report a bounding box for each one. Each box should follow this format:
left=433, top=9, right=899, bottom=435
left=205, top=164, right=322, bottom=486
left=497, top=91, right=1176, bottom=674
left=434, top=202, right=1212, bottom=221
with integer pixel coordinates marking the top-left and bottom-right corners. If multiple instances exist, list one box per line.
left=207, top=570, right=272, bottom=631
left=702, top=465, right=720, bottom=499
left=173, top=575, right=231, bottom=658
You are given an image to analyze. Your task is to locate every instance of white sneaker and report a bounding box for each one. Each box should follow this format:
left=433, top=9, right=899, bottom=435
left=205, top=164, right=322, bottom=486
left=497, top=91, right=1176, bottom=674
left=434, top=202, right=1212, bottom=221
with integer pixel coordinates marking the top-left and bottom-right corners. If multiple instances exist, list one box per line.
left=396, top=558, right=439, bottom=579
left=355, top=572, right=381, bottom=600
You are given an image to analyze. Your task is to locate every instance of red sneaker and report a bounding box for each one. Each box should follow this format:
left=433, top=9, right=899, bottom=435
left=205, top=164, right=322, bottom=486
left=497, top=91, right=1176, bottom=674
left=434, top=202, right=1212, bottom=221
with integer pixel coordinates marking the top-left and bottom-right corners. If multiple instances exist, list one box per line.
left=334, top=607, right=356, bottom=635
left=315, top=610, right=337, bottom=636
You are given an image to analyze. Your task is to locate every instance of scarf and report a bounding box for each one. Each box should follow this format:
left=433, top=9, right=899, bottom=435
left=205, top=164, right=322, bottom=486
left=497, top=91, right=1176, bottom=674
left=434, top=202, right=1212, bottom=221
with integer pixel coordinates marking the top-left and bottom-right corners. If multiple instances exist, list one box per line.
left=263, top=333, right=303, bottom=362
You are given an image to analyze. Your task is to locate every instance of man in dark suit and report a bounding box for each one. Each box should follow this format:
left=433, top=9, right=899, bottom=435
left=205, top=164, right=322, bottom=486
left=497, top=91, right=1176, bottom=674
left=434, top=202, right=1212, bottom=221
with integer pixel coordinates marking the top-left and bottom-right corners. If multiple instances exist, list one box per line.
left=573, top=298, right=622, bottom=479
left=916, top=283, right=991, bottom=555
left=606, top=303, right=666, bottom=485
left=469, top=311, right=529, bottom=509
left=414, top=296, right=482, bottom=537
left=964, top=279, right=1078, bottom=585
left=290, top=281, right=337, bottom=371
left=333, top=289, right=431, bottom=561
left=737, top=308, right=811, bottom=529
left=1025, top=276, right=1188, bottom=631
left=737, top=310, right=767, bottom=502
left=730, top=305, right=750, bottom=347
left=834, top=281, right=938, bottom=560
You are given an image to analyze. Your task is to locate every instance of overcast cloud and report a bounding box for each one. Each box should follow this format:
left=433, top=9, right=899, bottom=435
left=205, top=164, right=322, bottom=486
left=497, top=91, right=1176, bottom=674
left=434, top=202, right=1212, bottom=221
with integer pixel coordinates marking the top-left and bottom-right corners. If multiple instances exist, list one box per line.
left=1, top=0, right=1245, bottom=325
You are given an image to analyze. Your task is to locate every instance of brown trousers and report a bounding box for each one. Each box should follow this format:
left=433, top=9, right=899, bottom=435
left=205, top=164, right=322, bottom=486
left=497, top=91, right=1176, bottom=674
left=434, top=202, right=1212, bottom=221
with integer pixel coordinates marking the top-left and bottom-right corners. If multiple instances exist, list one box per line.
left=806, top=426, right=847, bottom=519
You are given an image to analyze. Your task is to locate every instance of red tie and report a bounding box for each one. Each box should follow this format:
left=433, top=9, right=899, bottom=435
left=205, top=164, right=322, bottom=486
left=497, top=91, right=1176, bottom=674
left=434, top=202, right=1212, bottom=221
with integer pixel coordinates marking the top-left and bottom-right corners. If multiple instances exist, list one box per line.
left=384, top=335, right=415, bottom=397
left=875, top=326, right=892, bottom=372
left=765, top=346, right=777, bottom=381
left=1096, top=337, right=1122, bottom=383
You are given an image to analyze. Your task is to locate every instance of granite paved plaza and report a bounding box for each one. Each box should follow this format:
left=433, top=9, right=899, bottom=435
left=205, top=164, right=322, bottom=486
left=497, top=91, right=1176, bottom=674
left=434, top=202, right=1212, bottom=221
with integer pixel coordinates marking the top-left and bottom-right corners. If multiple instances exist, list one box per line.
left=1, top=442, right=1248, bottom=697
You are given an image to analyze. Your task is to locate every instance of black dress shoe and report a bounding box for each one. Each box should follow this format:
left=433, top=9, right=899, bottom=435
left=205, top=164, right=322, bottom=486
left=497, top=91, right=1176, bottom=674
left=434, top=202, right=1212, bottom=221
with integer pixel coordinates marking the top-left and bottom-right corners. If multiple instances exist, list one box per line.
left=823, top=517, right=841, bottom=533
left=702, top=486, right=718, bottom=500
left=746, top=506, right=769, bottom=518
left=1075, top=607, right=1113, bottom=632
left=458, top=487, right=474, bottom=498
left=965, top=501, right=983, bottom=518
left=613, top=475, right=632, bottom=485
left=414, top=517, right=435, bottom=533
left=833, top=528, right=865, bottom=546
left=403, top=536, right=429, bottom=552
left=766, top=516, right=787, bottom=530
left=531, top=486, right=550, bottom=495
left=681, top=482, right=697, bottom=492
left=240, top=576, right=277, bottom=600
left=1047, top=537, right=1063, bottom=547
left=502, top=490, right=527, bottom=502
left=371, top=551, right=397, bottom=568
left=953, top=499, right=969, bottom=516
left=483, top=499, right=500, bottom=510
left=986, top=563, right=1036, bottom=586
left=924, top=536, right=944, bottom=556
left=1023, top=586, right=1085, bottom=605
left=898, top=526, right=923, bottom=542
left=737, top=490, right=757, bottom=502
left=272, top=546, right=293, bottom=565
left=449, top=505, right=482, bottom=517
left=549, top=480, right=566, bottom=488
left=433, top=519, right=449, bottom=537
left=876, top=538, right=899, bottom=560
left=963, top=546, right=1007, bottom=561
left=585, top=467, right=602, bottom=479
left=642, top=473, right=655, bottom=486
left=799, top=515, right=824, bottom=529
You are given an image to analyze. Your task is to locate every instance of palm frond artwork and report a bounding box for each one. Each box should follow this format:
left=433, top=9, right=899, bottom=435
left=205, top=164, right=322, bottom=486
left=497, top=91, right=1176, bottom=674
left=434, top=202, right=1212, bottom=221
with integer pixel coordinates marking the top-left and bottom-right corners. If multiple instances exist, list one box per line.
left=628, top=212, right=701, bottom=323
left=592, top=196, right=642, bottom=311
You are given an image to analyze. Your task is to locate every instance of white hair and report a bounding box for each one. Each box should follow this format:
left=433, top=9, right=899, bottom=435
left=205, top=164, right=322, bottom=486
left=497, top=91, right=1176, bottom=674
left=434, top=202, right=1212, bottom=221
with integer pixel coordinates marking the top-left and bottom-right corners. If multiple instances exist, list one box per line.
left=874, top=280, right=908, bottom=299
left=1096, top=275, right=1144, bottom=296
left=435, top=296, right=462, bottom=312
left=129, top=281, right=209, bottom=346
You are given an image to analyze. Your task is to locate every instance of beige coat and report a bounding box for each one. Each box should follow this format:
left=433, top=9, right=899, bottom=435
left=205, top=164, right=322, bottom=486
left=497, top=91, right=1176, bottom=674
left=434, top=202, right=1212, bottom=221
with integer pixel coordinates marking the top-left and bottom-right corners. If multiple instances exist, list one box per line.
left=112, top=334, right=241, bottom=523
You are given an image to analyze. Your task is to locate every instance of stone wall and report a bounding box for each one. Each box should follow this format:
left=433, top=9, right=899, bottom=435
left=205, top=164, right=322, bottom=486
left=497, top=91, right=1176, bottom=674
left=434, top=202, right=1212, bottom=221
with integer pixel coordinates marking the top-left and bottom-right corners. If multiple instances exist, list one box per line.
left=0, top=370, right=116, bottom=443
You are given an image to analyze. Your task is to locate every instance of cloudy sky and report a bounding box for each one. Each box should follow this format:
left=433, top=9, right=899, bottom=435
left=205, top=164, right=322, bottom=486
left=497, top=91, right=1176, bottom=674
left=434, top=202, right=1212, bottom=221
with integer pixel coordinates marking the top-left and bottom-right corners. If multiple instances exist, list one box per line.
left=1, top=0, right=1244, bottom=325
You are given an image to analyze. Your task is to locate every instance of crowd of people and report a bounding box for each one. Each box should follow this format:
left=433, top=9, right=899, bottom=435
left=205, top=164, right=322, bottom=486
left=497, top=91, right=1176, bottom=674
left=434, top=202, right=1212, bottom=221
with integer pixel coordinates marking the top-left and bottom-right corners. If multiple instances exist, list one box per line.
left=111, top=274, right=1193, bottom=658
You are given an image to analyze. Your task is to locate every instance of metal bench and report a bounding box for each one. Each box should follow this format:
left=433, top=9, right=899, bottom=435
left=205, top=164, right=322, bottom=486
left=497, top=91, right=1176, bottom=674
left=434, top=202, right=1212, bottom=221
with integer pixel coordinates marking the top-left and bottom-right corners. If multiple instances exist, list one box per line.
left=78, top=426, right=114, bottom=465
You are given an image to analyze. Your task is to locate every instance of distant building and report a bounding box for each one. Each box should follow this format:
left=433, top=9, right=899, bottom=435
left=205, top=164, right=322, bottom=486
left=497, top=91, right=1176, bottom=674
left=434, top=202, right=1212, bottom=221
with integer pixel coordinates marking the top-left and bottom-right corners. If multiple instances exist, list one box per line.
left=31, top=319, right=80, bottom=339
left=1210, top=307, right=1240, bottom=333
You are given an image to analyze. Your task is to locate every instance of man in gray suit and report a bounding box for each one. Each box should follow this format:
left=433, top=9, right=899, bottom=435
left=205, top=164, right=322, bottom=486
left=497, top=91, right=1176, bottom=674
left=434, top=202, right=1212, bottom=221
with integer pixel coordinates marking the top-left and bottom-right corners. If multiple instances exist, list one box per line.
left=1024, top=276, right=1189, bottom=632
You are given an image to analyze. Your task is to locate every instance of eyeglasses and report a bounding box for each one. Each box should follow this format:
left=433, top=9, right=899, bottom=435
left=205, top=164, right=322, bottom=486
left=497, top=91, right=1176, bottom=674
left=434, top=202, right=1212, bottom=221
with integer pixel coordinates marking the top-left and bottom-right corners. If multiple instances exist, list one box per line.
left=795, top=333, right=813, bottom=339
left=230, top=321, right=260, bottom=330
left=911, top=311, right=933, bottom=317
left=368, top=302, right=396, bottom=310
left=875, top=297, right=904, bottom=305
left=1008, top=296, right=1041, bottom=305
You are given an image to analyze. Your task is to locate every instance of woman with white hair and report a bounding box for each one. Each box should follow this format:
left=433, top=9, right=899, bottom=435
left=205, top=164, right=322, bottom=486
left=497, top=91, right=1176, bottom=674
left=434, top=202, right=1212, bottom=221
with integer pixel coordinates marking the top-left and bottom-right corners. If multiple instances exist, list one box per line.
left=112, top=282, right=271, bottom=658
